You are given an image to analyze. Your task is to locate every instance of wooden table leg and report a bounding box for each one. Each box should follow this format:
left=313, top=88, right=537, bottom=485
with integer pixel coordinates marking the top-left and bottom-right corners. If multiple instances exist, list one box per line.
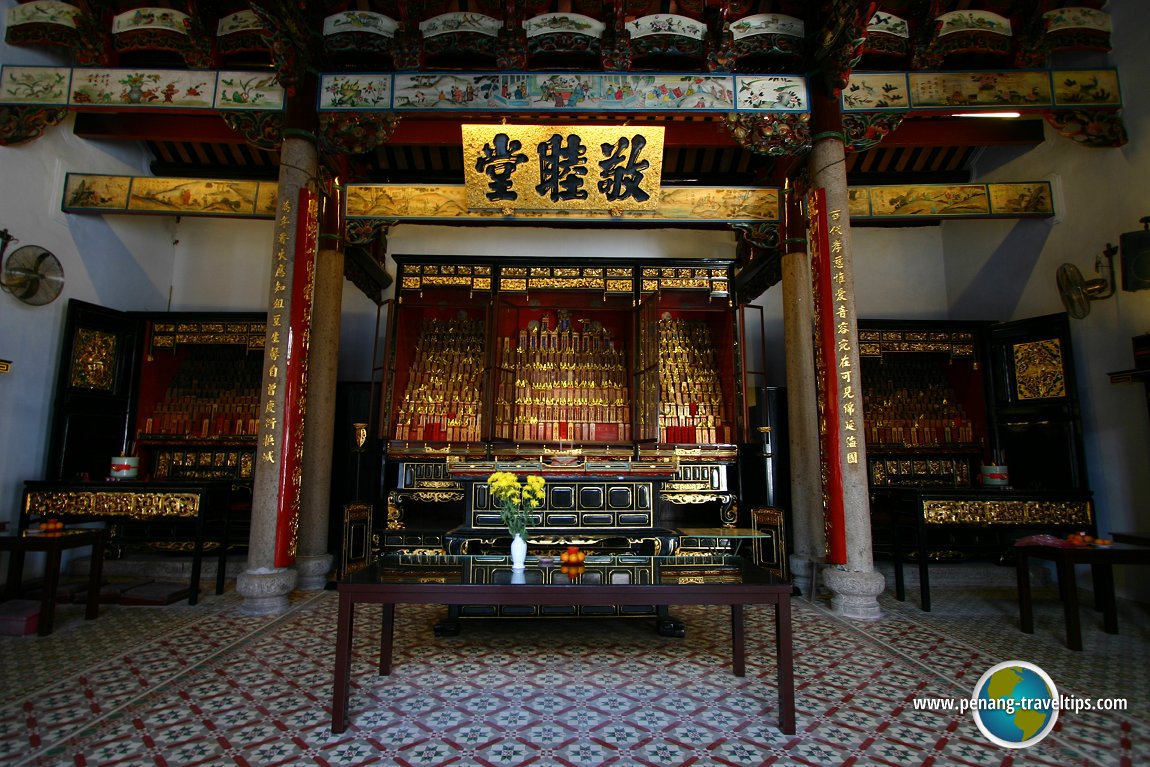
left=84, top=531, right=104, bottom=621
left=331, top=592, right=355, bottom=733
left=3, top=546, right=24, bottom=602
left=916, top=512, right=931, bottom=612
left=1056, top=557, right=1083, bottom=651
left=1016, top=550, right=1034, bottom=634
left=1092, top=563, right=1118, bottom=634
left=380, top=603, right=395, bottom=676
left=730, top=604, right=745, bottom=677
left=189, top=511, right=205, bottom=606
left=891, top=510, right=906, bottom=602
left=775, top=597, right=796, bottom=735
left=37, top=541, right=62, bottom=636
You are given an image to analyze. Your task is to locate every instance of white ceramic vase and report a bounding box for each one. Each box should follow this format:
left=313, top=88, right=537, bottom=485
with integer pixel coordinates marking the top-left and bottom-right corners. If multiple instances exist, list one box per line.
left=510, top=532, right=527, bottom=571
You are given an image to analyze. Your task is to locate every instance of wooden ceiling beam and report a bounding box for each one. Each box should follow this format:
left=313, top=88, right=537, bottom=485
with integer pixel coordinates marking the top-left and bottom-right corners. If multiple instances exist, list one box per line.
left=881, top=116, right=1046, bottom=147
left=74, top=111, right=1044, bottom=152
left=74, top=112, right=743, bottom=148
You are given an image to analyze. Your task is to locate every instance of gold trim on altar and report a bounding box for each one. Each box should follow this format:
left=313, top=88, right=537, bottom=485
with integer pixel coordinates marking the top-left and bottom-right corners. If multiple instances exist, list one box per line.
left=26, top=490, right=202, bottom=520
left=922, top=499, right=1091, bottom=525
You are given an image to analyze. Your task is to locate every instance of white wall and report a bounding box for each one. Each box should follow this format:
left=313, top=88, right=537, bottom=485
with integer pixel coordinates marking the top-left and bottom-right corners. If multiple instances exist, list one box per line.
left=0, top=114, right=172, bottom=524
left=940, top=3, right=1150, bottom=600
left=386, top=224, right=737, bottom=260
left=854, top=226, right=949, bottom=319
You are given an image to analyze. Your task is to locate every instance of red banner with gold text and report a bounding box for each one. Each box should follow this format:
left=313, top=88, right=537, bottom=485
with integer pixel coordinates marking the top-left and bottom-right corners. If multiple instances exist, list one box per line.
left=809, top=188, right=847, bottom=565
left=273, top=188, right=317, bottom=567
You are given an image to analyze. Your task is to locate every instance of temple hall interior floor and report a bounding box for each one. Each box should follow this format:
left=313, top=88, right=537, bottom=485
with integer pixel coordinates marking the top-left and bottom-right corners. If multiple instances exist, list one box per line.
left=0, top=561, right=1146, bottom=767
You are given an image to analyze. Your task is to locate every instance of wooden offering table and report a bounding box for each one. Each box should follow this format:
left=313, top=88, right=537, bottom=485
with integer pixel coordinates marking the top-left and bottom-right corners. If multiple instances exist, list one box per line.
left=21, top=480, right=249, bottom=605
left=1015, top=542, right=1150, bottom=650
left=871, top=487, right=1094, bottom=611
left=332, top=554, right=796, bottom=735
left=1, top=528, right=105, bottom=636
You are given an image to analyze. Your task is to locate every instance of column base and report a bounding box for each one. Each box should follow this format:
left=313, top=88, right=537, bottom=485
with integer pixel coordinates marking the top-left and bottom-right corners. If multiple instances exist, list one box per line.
left=295, top=553, right=334, bottom=590
left=788, top=554, right=818, bottom=599
left=822, top=567, right=885, bottom=621
left=236, top=566, right=297, bottom=615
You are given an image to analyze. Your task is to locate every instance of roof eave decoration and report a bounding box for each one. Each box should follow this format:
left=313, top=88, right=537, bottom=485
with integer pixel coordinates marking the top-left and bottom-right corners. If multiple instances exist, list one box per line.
left=111, top=7, right=214, bottom=70
left=5, top=1, right=111, bottom=65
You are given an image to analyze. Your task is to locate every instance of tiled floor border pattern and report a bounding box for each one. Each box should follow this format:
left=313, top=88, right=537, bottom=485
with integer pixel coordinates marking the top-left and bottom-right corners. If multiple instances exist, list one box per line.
left=0, top=580, right=1145, bottom=766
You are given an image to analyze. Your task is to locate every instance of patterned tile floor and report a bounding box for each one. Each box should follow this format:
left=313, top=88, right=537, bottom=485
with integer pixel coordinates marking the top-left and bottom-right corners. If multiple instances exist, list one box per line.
left=0, top=569, right=1146, bottom=767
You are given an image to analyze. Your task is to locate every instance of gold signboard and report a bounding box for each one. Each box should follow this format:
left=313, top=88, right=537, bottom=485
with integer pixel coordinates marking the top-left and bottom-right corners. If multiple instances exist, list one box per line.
left=462, top=124, right=664, bottom=212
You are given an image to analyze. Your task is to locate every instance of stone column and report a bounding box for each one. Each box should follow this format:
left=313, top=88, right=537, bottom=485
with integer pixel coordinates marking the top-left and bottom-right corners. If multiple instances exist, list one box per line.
left=780, top=185, right=825, bottom=598
left=295, top=188, right=343, bottom=590
left=808, top=90, right=885, bottom=620
left=236, top=98, right=319, bottom=615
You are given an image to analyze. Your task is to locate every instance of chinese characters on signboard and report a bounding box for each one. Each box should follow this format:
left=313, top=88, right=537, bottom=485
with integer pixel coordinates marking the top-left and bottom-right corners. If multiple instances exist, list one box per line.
left=463, top=124, right=664, bottom=212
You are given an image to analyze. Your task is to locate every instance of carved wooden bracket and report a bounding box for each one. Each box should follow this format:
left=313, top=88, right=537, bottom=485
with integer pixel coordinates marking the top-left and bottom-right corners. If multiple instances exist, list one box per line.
left=220, top=111, right=283, bottom=152
left=250, top=2, right=321, bottom=96
left=344, top=220, right=393, bottom=305
left=346, top=219, right=392, bottom=247
left=1045, top=109, right=1128, bottom=148
left=733, top=222, right=781, bottom=253
left=0, top=106, right=68, bottom=146
left=600, top=28, right=632, bottom=71
left=732, top=223, right=783, bottom=302
left=497, top=26, right=528, bottom=70
left=842, top=112, right=905, bottom=152
left=809, top=1, right=877, bottom=95
left=318, top=113, right=402, bottom=156
left=725, top=113, right=811, bottom=157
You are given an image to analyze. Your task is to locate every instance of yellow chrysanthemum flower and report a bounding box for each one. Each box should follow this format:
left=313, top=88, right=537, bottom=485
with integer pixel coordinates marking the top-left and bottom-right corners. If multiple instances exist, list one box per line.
left=486, top=472, right=546, bottom=540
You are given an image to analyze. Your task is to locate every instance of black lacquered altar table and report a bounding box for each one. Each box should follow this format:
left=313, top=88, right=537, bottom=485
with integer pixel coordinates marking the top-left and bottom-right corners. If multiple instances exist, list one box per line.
left=331, top=554, right=796, bottom=734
